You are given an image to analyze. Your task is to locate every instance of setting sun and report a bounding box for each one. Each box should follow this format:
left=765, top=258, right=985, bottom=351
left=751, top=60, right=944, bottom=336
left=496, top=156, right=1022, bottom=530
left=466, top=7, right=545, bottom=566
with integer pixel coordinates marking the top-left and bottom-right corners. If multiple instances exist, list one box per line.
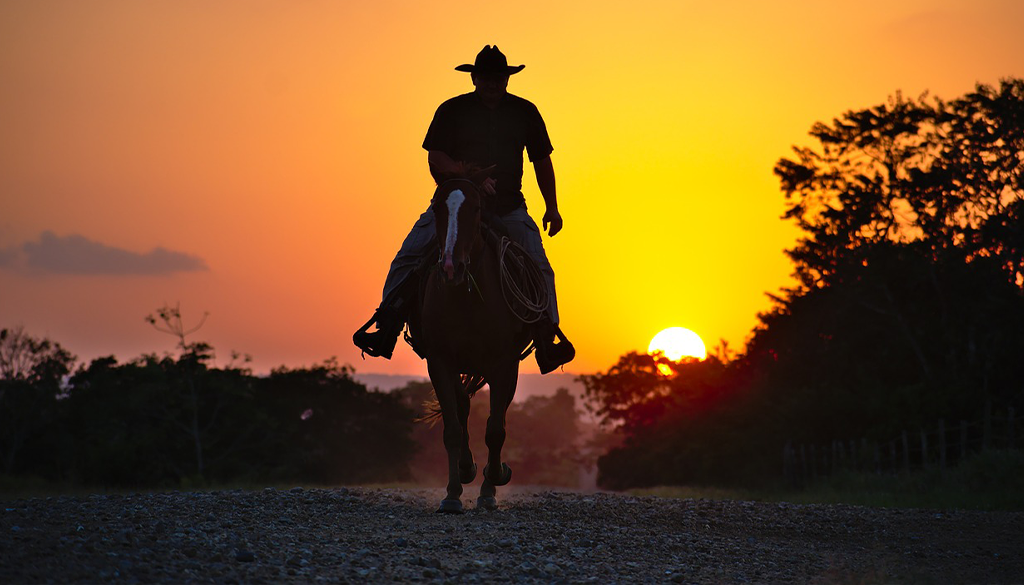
left=648, top=327, right=707, bottom=362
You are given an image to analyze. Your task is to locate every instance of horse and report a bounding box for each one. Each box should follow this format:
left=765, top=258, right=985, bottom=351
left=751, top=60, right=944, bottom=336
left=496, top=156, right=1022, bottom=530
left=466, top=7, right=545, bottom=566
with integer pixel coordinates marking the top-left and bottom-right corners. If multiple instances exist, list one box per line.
left=407, top=176, right=536, bottom=514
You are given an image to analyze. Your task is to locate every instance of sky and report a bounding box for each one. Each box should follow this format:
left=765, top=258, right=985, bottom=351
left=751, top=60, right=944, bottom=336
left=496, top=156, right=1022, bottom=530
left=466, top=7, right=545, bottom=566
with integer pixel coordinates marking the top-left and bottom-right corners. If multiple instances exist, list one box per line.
left=2, top=0, right=1023, bottom=378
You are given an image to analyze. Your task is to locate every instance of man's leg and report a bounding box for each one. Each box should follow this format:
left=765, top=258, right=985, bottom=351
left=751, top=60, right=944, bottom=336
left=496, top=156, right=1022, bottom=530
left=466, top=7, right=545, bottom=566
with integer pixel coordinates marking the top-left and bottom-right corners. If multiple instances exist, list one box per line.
left=499, top=207, right=574, bottom=373
left=353, top=207, right=436, bottom=359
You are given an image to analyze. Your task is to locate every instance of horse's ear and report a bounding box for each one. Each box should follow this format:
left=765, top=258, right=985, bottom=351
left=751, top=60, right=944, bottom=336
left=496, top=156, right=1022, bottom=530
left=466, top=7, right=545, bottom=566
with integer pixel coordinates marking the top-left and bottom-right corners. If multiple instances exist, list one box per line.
left=469, top=165, right=497, bottom=185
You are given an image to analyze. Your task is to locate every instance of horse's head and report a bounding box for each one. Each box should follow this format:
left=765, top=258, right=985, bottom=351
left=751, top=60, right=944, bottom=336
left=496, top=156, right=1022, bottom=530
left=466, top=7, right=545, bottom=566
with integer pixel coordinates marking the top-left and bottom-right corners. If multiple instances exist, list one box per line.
left=431, top=179, right=482, bottom=286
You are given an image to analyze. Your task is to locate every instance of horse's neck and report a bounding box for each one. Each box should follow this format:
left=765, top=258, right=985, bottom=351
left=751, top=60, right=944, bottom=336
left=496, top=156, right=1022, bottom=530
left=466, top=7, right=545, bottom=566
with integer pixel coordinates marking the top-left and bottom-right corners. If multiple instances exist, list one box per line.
left=467, top=235, right=500, bottom=291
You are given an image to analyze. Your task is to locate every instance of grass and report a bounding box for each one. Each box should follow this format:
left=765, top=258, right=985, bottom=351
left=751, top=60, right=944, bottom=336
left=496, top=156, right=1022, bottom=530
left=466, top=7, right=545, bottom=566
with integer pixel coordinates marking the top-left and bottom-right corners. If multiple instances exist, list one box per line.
left=629, top=450, right=1024, bottom=511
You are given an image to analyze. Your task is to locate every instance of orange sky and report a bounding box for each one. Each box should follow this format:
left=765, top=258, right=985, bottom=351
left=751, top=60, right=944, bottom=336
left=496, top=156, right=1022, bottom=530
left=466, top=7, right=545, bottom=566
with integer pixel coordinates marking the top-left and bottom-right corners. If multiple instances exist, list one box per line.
left=2, top=0, right=1023, bottom=377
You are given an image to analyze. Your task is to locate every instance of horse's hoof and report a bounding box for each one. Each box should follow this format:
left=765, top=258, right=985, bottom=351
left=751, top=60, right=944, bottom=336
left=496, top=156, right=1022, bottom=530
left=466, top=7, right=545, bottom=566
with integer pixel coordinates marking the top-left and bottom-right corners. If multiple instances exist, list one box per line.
left=476, top=496, right=497, bottom=511
left=436, top=499, right=464, bottom=514
left=483, top=463, right=512, bottom=486
left=460, top=462, right=478, bottom=484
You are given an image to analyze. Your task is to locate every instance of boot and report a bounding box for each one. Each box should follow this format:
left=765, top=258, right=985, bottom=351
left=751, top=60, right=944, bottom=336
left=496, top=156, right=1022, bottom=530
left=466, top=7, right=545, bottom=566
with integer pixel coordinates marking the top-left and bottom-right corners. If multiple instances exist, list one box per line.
left=535, top=319, right=575, bottom=374
left=353, top=305, right=404, bottom=359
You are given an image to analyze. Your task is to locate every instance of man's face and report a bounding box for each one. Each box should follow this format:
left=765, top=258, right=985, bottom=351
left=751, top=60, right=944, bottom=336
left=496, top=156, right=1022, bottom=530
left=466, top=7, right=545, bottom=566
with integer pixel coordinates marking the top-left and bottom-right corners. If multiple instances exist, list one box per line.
left=472, top=73, right=509, bottom=101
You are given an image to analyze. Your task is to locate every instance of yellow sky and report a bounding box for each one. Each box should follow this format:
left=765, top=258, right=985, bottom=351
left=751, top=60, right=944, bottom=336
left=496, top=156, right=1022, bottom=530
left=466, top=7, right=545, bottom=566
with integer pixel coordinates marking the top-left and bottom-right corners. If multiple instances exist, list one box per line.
left=2, top=0, right=1023, bottom=377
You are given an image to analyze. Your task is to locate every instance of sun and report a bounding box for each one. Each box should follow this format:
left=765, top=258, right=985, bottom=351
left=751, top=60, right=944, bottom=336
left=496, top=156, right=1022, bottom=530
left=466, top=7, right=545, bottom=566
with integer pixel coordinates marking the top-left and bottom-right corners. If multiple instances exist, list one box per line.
left=648, top=327, right=707, bottom=363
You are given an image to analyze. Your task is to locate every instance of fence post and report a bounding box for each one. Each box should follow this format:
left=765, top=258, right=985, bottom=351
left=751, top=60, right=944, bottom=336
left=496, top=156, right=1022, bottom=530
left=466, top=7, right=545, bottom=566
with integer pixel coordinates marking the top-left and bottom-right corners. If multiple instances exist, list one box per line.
left=783, top=441, right=797, bottom=485
left=920, top=429, right=929, bottom=469
left=889, top=440, right=897, bottom=475
left=902, top=431, right=910, bottom=473
left=960, top=420, right=969, bottom=462
left=873, top=442, right=881, bottom=474
left=1009, top=407, right=1016, bottom=450
left=810, top=444, right=817, bottom=481
left=800, top=444, right=808, bottom=482
left=782, top=442, right=790, bottom=484
left=830, top=441, right=836, bottom=475
left=861, top=438, right=869, bottom=472
left=983, top=400, right=992, bottom=450
left=938, top=419, right=947, bottom=471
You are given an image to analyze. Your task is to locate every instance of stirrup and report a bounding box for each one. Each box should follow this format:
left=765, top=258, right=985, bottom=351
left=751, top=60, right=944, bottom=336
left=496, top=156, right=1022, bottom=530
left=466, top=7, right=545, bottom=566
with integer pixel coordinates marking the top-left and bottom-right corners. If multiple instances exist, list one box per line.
left=352, top=310, right=401, bottom=359
left=536, top=325, right=575, bottom=374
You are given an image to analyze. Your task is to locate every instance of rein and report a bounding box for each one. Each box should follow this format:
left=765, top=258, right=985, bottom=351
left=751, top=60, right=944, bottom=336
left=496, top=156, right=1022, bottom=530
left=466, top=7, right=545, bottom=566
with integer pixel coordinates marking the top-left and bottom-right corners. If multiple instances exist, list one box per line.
left=433, top=178, right=480, bottom=202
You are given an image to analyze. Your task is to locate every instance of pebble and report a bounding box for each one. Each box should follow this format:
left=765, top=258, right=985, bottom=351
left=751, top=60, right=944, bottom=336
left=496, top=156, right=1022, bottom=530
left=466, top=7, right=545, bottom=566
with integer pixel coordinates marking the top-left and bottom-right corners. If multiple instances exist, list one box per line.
left=0, top=487, right=1021, bottom=584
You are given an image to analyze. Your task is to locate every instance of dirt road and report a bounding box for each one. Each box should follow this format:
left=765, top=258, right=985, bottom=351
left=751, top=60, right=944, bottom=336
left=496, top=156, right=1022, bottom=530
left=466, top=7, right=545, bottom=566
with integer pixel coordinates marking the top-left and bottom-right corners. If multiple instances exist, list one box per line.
left=2, top=486, right=1022, bottom=583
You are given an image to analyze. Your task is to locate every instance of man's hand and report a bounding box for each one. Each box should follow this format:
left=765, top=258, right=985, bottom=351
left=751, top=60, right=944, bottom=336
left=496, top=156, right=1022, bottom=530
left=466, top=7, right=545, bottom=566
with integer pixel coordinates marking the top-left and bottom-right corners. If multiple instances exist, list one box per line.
left=481, top=177, right=497, bottom=196
left=542, top=207, right=563, bottom=237
left=533, top=156, right=560, bottom=236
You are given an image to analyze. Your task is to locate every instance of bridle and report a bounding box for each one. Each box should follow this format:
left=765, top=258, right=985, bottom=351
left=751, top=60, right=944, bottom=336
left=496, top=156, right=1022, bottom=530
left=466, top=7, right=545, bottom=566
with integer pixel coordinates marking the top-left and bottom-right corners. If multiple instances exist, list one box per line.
left=433, top=179, right=484, bottom=288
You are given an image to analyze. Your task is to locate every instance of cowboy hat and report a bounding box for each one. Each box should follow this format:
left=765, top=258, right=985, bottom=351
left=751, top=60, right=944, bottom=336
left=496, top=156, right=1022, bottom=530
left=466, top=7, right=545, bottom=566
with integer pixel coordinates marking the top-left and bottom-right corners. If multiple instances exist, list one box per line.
left=455, top=45, right=525, bottom=75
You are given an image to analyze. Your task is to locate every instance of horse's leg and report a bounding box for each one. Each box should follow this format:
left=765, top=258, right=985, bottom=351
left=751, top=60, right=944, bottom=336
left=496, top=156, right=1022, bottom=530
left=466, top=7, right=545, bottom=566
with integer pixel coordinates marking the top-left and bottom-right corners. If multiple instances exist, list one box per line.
left=428, top=361, right=466, bottom=514
left=456, top=380, right=477, bottom=484
left=479, top=363, right=517, bottom=510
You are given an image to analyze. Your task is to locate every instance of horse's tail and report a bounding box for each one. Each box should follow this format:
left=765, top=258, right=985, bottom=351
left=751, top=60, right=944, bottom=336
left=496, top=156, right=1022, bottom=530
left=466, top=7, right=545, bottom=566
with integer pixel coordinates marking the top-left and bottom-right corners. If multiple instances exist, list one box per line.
left=414, top=374, right=489, bottom=426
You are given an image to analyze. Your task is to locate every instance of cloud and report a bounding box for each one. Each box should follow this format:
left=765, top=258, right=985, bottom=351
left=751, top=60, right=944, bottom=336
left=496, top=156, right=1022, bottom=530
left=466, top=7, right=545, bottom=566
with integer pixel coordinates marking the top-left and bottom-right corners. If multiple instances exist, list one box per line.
left=0, top=231, right=208, bottom=275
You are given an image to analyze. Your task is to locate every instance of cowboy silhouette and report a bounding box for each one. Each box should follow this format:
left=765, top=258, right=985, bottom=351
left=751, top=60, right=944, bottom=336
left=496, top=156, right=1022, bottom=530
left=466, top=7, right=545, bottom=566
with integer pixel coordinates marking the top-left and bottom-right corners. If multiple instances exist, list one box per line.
left=353, top=45, right=574, bottom=374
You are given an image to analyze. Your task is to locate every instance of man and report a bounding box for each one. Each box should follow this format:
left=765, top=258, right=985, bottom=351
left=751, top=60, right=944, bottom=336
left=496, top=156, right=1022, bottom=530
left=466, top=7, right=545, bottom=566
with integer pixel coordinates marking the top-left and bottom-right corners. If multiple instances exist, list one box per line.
left=353, top=45, right=574, bottom=374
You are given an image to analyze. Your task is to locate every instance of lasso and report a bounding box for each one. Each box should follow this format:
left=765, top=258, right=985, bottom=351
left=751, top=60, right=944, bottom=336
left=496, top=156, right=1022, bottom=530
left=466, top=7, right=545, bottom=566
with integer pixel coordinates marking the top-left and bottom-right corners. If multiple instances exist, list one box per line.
left=497, top=236, right=549, bottom=323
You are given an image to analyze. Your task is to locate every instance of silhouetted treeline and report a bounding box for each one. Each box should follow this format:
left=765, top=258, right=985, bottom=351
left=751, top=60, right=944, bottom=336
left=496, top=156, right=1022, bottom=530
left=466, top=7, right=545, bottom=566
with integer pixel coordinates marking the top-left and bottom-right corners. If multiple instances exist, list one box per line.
left=583, top=79, right=1024, bottom=490
left=0, top=327, right=414, bottom=487
left=0, top=325, right=598, bottom=489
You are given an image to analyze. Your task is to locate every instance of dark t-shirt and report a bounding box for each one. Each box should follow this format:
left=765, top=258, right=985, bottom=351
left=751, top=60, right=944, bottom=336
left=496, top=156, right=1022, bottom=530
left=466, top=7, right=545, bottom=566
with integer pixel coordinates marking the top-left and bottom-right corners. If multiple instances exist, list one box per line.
left=422, top=92, right=553, bottom=215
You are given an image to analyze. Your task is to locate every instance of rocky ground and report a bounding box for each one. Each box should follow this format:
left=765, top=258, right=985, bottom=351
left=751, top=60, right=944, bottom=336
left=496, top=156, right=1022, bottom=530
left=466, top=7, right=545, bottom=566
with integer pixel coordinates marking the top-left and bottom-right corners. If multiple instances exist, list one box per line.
left=2, top=486, right=1022, bottom=584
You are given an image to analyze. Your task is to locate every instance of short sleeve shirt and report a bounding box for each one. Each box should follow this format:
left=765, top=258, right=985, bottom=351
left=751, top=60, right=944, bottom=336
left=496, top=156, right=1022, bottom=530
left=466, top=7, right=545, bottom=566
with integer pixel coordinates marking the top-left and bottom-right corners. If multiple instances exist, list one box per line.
left=423, top=92, right=553, bottom=215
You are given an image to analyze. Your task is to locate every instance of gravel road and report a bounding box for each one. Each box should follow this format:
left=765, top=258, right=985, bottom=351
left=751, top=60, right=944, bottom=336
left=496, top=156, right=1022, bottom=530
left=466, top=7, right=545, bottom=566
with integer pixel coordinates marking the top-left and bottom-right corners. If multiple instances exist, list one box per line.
left=2, top=486, right=1022, bottom=583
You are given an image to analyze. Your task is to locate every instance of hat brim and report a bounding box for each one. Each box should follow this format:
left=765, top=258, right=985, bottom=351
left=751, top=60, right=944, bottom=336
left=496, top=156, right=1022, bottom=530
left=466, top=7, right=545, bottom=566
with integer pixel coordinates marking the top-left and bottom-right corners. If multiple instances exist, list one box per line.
left=455, top=64, right=525, bottom=75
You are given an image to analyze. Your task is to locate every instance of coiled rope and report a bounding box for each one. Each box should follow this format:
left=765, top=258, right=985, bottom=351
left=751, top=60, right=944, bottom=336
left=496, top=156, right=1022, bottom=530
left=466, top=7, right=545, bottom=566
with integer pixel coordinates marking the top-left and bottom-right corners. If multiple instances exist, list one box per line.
left=497, top=236, right=549, bottom=324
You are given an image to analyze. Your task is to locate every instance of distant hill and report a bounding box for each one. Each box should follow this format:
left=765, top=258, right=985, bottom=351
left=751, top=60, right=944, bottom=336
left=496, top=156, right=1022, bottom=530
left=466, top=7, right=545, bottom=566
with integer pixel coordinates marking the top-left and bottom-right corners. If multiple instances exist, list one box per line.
left=354, top=372, right=584, bottom=403
left=353, top=373, right=428, bottom=393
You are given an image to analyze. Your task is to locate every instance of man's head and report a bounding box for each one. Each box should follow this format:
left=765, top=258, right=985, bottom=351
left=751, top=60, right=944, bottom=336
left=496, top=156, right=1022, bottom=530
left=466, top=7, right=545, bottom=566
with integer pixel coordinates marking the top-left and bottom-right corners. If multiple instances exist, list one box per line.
left=456, top=46, right=522, bottom=104
left=471, top=72, right=509, bottom=103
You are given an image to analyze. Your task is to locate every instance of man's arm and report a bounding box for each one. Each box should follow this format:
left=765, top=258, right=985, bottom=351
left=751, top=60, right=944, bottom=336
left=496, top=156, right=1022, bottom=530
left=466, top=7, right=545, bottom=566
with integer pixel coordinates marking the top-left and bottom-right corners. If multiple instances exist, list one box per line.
left=534, top=155, right=562, bottom=237
left=427, top=150, right=461, bottom=179
left=428, top=151, right=497, bottom=195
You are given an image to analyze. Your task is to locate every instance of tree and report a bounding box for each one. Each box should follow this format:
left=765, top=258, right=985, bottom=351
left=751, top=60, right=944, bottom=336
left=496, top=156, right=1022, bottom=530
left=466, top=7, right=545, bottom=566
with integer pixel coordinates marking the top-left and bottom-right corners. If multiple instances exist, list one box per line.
left=579, top=353, right=759, bottom=488
left=767, top=78, right=1024, bottom=424
left=580, top=80, right=1024, bottom=491
left=144, top=303, right=219, bottom=480
left=0, top=327, right=75, bottom=474
left=774, top=79, right=1023, bottom=290
left=260, top=360, right=416, bottom=484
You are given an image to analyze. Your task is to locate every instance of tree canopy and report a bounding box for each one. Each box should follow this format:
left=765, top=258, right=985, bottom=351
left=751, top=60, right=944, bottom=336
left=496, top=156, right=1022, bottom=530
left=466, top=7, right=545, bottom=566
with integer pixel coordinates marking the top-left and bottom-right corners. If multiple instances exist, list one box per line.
left=1, top=326, right=416, bottom=488
left=776, top=79, right=1023, bottom=290
left=582, top=79, right=1024, bottom=489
